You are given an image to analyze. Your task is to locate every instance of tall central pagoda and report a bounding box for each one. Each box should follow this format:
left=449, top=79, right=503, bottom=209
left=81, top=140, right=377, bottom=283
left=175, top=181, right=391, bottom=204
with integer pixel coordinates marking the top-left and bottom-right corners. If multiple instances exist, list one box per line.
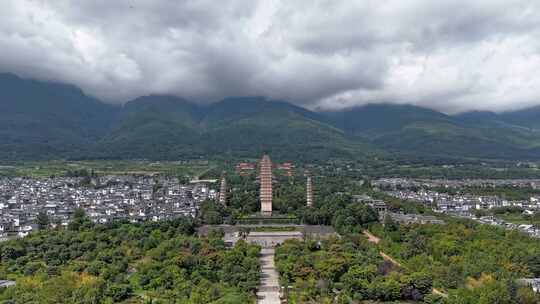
left=259, top=155, right=273, bottom=216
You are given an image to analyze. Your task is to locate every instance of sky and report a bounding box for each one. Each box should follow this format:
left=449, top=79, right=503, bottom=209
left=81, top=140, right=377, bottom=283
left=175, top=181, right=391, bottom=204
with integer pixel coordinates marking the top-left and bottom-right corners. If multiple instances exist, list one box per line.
left=1, top=0, right=540, bottom=113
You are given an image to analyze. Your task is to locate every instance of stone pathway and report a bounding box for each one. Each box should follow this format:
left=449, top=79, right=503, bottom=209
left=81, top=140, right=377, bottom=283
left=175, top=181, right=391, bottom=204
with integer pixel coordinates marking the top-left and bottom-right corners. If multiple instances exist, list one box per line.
left=363, top=230, right=380, bottom=244
left=256, top=248, right=281, bottom=304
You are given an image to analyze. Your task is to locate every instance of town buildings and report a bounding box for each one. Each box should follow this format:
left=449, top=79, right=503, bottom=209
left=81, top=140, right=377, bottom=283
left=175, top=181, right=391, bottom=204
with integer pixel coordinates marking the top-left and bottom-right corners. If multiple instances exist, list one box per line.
left=517, top=278, right=540, bottom=293
left=0, top=175, right=213, bottom=239
left=373, top=178, right=540, bottom=238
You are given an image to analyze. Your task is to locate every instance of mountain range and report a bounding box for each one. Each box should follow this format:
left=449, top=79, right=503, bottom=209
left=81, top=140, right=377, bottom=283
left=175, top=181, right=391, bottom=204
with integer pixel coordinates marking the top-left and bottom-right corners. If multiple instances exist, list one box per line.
left=1, top=73, right=540, bottom=162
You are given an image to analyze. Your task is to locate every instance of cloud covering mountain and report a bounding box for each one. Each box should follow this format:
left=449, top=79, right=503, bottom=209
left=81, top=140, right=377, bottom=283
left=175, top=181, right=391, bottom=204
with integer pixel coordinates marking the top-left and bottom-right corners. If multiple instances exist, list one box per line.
left=1, top=0, right=540, bottom=113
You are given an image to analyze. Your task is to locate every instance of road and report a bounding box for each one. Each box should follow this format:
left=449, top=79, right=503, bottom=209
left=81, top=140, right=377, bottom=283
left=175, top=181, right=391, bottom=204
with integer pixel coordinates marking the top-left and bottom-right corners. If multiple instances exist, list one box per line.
left=363, top=230, right=380, bottom=244
left=256, top=248, right=281, bottom=304
left=363, top=230, right=448, bottom=298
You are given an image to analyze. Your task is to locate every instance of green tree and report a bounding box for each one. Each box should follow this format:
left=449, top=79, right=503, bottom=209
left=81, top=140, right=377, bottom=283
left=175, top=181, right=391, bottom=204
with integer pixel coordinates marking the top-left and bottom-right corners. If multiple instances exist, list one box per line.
left=37, top=212, right=50, bottom=230
left=68, top=208, right=91, bottom=231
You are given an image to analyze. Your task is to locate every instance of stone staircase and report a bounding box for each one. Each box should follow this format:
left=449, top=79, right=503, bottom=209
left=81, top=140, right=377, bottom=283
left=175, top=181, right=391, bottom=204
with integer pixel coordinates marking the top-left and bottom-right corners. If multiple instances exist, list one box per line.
left=256, top=248, right=281, bottom=304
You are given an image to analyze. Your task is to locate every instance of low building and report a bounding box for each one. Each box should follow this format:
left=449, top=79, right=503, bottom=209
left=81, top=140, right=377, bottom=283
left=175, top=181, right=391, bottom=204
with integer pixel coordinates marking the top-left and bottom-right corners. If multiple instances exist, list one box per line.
left=369, top=200, right=387, bottom=214
left=389, top=212, right=445, bottom=225
left=235, top=162, right=255, bottom=175
left=517, top=278, right=540, bottom=293
left=0, top=280, right=16, bottom=288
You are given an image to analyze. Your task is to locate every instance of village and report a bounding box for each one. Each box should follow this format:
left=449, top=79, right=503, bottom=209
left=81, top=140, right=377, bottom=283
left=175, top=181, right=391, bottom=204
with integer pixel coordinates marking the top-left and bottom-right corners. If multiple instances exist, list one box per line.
left=372, top=177, right=540, bottom=190
left=372, top=178, right=540, bottom=239
left=0, top=175, right=215, bottom=239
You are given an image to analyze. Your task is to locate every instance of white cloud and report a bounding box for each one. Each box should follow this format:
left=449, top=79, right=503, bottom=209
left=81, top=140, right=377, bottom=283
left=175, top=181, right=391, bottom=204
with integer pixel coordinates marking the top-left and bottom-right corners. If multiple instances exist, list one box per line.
left=1, top=0, right=540, bottom=113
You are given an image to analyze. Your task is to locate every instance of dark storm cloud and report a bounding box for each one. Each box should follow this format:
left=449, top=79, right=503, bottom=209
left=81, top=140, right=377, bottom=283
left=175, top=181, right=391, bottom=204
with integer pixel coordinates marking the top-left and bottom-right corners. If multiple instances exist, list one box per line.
left=1, top=0, right=540, bottom=113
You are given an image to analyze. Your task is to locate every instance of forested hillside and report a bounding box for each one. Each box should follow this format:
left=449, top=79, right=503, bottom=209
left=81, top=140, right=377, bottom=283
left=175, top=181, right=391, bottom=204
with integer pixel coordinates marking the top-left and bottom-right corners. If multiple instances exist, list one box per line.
left=0, top=74, right=118, bottom=160
left=2, top=73, right=540, bottom=161
left=276, top=237, right=435, bottom=302
left=371, top=218, right=540, bottom=303
left=324, top=104, right=540, bottom=160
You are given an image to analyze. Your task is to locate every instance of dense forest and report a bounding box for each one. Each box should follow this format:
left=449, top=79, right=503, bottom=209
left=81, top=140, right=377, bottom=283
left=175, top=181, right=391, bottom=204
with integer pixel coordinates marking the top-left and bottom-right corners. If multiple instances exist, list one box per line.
left=0, top=213, right=260, bottom=303
left=371, top=218, right=540, bottom=303
left=275, top=237, right=435, bottom=303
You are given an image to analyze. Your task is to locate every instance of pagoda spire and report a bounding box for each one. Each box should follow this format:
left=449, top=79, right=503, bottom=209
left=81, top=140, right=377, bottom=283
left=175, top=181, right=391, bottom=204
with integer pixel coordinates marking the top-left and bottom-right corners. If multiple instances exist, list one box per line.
left=260, top=155, right=273, bottom=216
left=306, top=174, right=313, bottom=207
left=218, top=173, right=227, bottom=205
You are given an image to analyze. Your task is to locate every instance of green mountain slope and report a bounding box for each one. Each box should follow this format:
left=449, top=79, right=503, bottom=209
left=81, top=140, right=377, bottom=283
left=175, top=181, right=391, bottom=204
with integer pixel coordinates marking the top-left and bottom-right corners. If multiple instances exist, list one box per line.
left=325, top=104, right=540, bottom=160
left=96, top=96, right=375, bottom=161
left=0, top=73, right=118, bottom=160
left=373, top=122, right=540, bottom=159
left=500, top=106, right=540, bottom=130
left=202, top=97, right=368, bottom=160
left=325, top=104, right=453, bottom=138
left=93, top=95, right=204, bottom=159
left=2, top=74, right=540, bottom=161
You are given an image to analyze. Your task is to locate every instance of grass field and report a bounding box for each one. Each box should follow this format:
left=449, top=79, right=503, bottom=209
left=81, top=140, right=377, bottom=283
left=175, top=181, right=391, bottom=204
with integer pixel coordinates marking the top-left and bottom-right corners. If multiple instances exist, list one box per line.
left=0, top=160, right=215, bottom=178
left=497, top=213, right=540, bottom=226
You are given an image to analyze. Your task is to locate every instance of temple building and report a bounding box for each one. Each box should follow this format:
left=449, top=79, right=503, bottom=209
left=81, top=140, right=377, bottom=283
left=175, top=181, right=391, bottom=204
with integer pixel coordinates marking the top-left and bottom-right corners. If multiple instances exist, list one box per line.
left=235, top=162, right=255, bottom=175
left=259, top=155, right=273, bottom=216
left=276, top=162, right=294, bottom=177
left=306, top=175, right=313, bottom=207
left=218, top=174, right=227, bottom=205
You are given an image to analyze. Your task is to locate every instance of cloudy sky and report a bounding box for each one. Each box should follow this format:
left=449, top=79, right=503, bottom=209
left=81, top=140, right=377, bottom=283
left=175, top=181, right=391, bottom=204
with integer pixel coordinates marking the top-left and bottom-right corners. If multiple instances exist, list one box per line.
left=1, top=0, right=540, bottom=113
